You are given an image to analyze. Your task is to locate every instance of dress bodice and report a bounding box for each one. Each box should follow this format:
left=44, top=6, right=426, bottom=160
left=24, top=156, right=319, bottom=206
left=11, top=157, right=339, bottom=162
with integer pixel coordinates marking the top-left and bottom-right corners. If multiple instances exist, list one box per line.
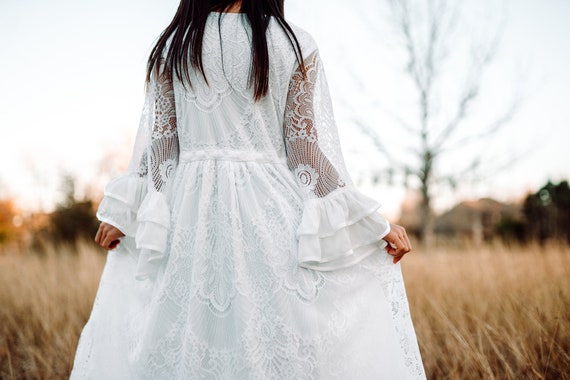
left=173, top=13, right=308, bottom=162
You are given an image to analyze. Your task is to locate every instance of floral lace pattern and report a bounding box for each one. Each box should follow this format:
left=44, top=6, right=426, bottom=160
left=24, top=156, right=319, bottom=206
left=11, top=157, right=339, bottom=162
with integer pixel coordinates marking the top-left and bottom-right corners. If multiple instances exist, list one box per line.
left=74, top=12, right=425, bottom=380
left=148, top=62, right=179, bottom=193
left=173, top=13, right=250, bottom=113
left=284, top=51, right=347, bottom=199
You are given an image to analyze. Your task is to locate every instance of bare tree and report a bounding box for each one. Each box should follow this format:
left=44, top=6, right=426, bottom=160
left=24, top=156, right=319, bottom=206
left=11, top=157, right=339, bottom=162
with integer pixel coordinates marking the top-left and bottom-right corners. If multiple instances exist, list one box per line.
left=353, top=0, right=521, bottom=245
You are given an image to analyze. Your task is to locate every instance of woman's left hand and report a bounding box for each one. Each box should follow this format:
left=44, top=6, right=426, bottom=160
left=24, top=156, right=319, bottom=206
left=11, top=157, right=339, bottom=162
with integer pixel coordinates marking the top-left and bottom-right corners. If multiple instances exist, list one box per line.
left=383, top=223, right=412, bottom=264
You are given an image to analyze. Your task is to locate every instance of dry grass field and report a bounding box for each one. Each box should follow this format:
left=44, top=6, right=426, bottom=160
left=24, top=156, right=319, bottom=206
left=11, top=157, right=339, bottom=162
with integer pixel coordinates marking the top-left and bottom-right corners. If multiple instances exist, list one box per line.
left=0, top=242, right=569, bottom=379
left=402, top=243, right=570, bottom=379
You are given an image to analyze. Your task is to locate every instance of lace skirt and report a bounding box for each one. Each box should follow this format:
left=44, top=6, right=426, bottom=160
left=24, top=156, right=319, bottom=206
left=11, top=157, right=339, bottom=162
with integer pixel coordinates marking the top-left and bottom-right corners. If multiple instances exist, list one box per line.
left=71, top=160, right=425, bottom=379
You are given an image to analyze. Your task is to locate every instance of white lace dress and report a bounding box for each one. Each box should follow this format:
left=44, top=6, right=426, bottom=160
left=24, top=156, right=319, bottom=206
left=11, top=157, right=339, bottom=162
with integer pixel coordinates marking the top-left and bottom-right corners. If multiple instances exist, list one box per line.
left=71, top=12, right=425, bottom=380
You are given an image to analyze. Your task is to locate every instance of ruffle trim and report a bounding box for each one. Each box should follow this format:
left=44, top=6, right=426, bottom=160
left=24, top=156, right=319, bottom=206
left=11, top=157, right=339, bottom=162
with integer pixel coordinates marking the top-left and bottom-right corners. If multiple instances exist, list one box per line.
left=297, top=188, right=390, bottom=271
left=96, top=174, right=146, bottom=237
left=96, top=176, right=171, bottom=281
left=134, top=191, right=170, bottom=280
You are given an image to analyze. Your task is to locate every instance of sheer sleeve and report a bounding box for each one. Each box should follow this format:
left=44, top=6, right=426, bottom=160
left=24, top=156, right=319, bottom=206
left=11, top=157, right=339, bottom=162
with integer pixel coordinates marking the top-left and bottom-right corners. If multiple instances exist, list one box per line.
left=96, top=59, right=179, bottom=280
left=284, top=50, right=391, bottom=271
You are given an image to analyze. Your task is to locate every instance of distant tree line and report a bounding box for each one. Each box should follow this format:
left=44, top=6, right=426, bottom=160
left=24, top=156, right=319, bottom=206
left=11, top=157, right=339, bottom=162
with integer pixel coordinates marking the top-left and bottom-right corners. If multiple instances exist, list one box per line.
left=46, top=174, right=100, bottom=244
left=1, top=177, right=569, bottom=251
left=43, top=177, right=569, bottom=247
left=498, top=180, right=570, bottom=244
left=0, top=198, right=20, bottom=245
left=0, top=174, right=99, bottom=252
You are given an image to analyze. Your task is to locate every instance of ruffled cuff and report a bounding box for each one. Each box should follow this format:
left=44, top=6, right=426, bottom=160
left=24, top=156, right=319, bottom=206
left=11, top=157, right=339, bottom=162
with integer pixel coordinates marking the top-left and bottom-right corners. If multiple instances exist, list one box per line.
left=134, top=191, right=170, bottom=280
left=96, top=174, right=146, bottom=236
left=296, top=187, right=391, bottom=271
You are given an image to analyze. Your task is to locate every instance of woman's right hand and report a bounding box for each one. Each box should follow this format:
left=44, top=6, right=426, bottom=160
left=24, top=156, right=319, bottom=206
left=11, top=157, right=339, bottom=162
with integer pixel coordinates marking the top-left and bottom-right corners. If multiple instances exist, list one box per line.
left=94, top=222, right=125, bottom=250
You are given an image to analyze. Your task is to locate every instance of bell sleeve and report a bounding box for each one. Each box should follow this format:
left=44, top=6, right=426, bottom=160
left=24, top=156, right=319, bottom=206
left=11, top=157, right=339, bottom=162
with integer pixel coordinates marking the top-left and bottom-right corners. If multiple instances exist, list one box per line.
left=284, top=49, right=391, bottom=271
left=96, top=59, right=179, bottom=280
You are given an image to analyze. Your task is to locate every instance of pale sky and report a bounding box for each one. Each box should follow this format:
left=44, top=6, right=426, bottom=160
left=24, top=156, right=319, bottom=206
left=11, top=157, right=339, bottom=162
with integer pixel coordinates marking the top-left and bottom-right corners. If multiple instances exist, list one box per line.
left=1, top=0, right=569, bottom=218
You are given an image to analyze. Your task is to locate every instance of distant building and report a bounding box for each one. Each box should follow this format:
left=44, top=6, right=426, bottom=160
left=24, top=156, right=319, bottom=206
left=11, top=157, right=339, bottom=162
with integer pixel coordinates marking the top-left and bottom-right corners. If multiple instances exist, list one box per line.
left=434, top=198, right=522, bottom=244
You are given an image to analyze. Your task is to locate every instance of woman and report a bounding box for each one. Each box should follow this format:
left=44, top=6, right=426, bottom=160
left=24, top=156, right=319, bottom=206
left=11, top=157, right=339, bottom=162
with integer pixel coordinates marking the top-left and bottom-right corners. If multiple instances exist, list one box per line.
left=71, top=0, right=425, bottom=378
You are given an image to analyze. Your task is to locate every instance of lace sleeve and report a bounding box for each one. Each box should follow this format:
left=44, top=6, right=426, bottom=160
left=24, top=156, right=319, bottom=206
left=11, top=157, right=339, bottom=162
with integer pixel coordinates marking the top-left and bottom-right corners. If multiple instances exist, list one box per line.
left=145, top=62, right=179, bottom=193
left=95, top=57, right=178, bottom=280
left=133, top=61, right=179, bottom=280
left=284, top=50, right=391, bottom=271
left=284, top=51, right=346, bottom=198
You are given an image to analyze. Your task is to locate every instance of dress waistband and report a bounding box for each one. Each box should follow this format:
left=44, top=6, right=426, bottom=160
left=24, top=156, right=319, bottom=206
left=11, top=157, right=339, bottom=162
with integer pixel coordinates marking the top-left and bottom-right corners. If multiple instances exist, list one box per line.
left=180, top=150, right=287, bottom=165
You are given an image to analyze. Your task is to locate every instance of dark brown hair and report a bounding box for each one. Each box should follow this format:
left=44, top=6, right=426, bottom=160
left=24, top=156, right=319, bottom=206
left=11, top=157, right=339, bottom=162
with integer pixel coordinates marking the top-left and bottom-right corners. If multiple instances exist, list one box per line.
left=146, top=0, right=304, bottom=100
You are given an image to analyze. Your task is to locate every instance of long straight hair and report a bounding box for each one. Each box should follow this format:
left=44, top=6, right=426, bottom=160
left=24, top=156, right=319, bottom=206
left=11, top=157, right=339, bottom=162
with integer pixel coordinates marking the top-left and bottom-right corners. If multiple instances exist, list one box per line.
left=146, top=0, right=304, bottom=100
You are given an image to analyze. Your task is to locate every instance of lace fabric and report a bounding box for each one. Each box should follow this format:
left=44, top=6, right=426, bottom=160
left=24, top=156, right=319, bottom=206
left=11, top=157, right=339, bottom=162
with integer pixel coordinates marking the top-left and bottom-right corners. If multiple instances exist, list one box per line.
left=74, top=13, right=425, bottom=379
left=285, top=51, right=346, bottom=198
left=96, top=58, right=179, bottom=280
left=147, top=61, right=179, bottom=194
left=282, top=49, right=391, bottom=270
left=134, top=61, right=179, bottom=279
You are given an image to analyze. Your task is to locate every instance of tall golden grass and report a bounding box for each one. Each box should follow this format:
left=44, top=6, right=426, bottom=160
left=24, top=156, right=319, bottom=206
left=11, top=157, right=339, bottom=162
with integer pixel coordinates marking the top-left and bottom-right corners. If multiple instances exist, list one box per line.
left=0, top=242, right=569, bottom=379
left=0, top=242, right=105, bottom=380
left=403, top=242, right=570, bottom=379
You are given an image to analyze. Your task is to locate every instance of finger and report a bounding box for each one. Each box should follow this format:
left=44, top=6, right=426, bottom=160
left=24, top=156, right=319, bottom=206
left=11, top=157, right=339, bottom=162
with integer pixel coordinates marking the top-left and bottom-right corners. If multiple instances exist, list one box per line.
left=402, top=232, right=412, bottom=251
left=391, top=249, right=404, bottom=262
left=101, top=234, right=115, bottom=250
left=392, top=237, right=408, bottom=256
left=395, top=248, right=407, bottom=256
left=387, top=244, right=406, bottom=258
left=109, top=230, right=122, bottom=246
left=396, top=233, right=411, bottom=254
left=394, top=242, right=408, bottom=256
left=406, top=236, right=412, bottom=253
left=100, top=237, right=109, bottom=250
left=109, top=239, right=120, bottom=250
left=392, top=226, right=409, bottom=248
left=385, top=242, right=399, bottom=256
left=94, top=225, right=103, bottom=245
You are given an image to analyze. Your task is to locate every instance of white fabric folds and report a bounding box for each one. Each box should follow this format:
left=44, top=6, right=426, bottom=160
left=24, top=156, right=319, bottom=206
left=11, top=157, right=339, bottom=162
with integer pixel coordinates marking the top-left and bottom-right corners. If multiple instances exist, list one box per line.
left=134, top=191, right=170, bottom=280
left=74, top=14, right=426, bottom=379
left=96, top=178, right=171, bottom=280
left=96, top=174, right=146, bottom=237
left=96, top=54, right=179, bottom=281
left=297, top=187, right=390, bottom=271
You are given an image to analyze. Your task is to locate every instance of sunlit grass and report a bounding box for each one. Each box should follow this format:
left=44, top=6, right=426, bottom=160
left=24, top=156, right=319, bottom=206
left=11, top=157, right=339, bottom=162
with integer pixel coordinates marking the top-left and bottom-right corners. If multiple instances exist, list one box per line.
left=0, top=242, right=105, bottom=380
left=403, top=242, right=570, bottom=379
left=0, top=241, right=569, bottom=379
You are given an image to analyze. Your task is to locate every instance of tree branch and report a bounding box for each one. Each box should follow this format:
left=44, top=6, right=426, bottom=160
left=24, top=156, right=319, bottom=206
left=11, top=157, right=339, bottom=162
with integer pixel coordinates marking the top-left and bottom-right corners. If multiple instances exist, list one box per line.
left=442, top=96, right=521, bottom=152
left=351, top=116, right=397, bottom=165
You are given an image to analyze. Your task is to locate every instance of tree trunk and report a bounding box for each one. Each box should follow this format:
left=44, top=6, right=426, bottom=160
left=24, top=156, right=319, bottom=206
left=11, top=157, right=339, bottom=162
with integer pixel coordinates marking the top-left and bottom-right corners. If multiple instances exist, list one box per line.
left=418, top=150, right=435, bottom=247
left=419, top=187, right=435, bottom=248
